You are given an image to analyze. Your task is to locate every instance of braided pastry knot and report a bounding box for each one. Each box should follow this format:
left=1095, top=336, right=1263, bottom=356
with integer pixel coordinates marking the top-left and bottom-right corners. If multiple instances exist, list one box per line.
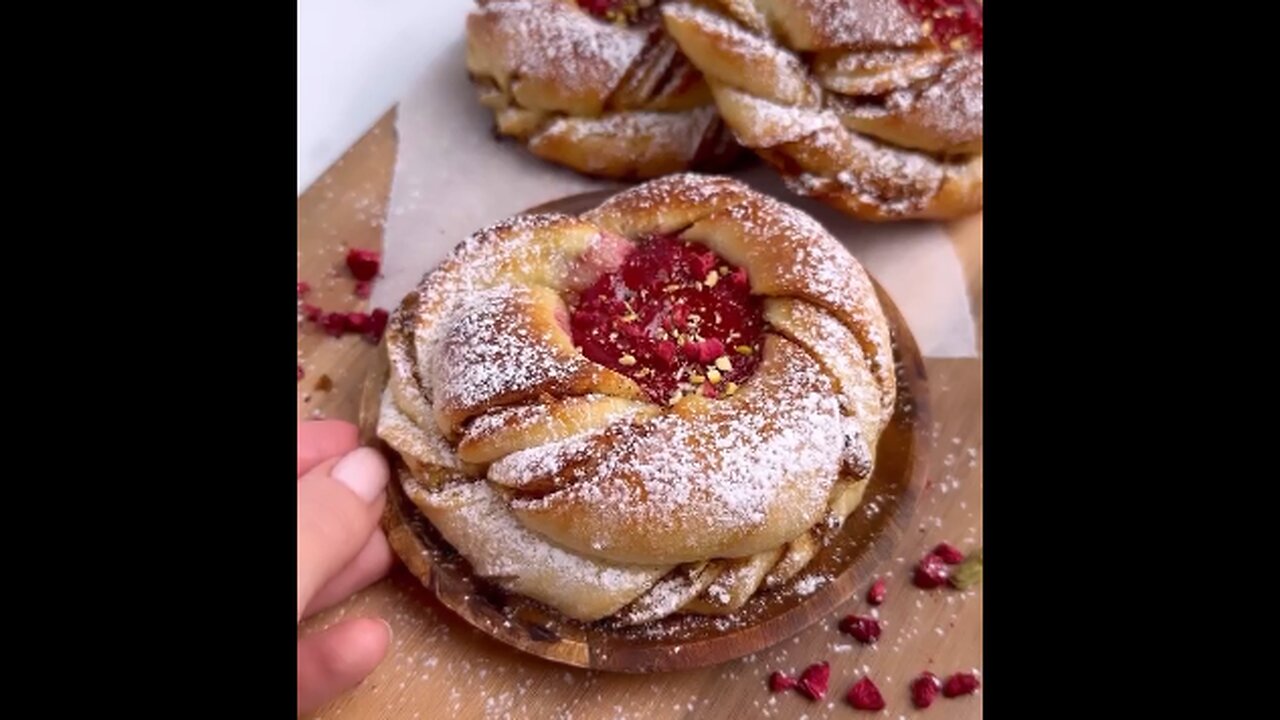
left=660, top=0, right=983, bottom=221
left=378, top=174, right=897, bottom=624
left=466, top=0, right=740, bottom=179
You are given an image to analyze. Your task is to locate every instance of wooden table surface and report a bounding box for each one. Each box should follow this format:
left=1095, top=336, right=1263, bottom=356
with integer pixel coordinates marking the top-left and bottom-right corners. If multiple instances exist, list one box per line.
left=298, top=111, right=983, bottom=719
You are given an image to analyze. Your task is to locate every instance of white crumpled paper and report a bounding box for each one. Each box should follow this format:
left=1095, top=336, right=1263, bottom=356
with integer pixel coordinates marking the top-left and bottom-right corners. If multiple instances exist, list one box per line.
left=373, top=40, right=977, bottom=358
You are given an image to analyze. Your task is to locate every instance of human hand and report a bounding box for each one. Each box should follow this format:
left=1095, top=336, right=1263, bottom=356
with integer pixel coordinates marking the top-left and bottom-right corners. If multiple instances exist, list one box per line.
left=297, top=420, right=394, bottom=715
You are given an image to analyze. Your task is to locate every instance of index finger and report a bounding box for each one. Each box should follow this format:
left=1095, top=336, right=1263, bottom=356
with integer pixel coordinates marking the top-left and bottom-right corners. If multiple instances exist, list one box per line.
left=297, top=420, right=360, bottom=477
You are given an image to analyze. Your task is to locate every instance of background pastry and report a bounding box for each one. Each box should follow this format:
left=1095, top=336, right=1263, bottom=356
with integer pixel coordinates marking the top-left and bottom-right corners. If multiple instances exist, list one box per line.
left=661, top=0, right=983, bottom=221
left=466, top=0, right=740, bottom=179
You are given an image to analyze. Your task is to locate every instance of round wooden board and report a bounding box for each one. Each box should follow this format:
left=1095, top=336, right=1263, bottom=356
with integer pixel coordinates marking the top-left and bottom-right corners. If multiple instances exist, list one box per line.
left=359, top=190, right=931, bottom=673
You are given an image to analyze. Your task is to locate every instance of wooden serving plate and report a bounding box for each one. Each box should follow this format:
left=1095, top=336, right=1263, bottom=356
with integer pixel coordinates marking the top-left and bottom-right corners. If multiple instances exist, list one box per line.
left=358, top=190, right=930, bottom=673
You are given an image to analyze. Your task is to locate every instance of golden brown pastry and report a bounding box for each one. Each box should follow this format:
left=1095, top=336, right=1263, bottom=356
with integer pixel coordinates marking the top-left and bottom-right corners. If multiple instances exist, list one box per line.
left=466, top=0, right=740, bottom=179
left=661, top=0, right=983, bottom=221
left=377, top=174, right=896, bottom=625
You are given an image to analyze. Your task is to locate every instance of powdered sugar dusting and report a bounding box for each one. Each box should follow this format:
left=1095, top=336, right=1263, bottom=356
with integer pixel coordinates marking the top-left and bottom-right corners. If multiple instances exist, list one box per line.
left=789, top=573, right=829, bottom=597
left=664, top=2, right=809, bottom=102
left=827, top=52, right=981, bottom=151
left=511, top=337, right=845, bottom=564
left=835, top=131, right=944, bottom=208
left=430, top=284, right=593, bottom=419
left=473, top=1, right=649, bottom=105
left=463, top=401, right=559, bottom=440
left=906, top=52, right=983, bottom=144
left=586, top=172, right=743, bottom=225
left=765, top=298, right=888, bottom=438
left=615, top=563, right=716, bottom=625
left=530, top=105, right=720, bottom=173
left=489, top=424, right=614, bottom=489
left=720, top=88, right=841, bottom=148
left=775, top=0, right=923, bottom=50
left=815, top=48, right=946, bottom=96
left=410, top=480, right=669, bottom=620
left=377, top=389, right=465, bottom=470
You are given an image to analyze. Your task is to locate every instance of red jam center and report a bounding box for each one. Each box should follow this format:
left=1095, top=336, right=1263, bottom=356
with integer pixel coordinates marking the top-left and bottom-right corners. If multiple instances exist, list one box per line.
left=570, top=235, right=765, bottom=404
left=577, top=0, right=658, bottom=24
left=900, top=0, right=983, bottom=51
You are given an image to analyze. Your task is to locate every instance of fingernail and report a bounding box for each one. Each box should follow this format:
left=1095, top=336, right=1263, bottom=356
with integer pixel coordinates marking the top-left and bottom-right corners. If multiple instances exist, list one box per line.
left=331, top=447, right=389, bottom=503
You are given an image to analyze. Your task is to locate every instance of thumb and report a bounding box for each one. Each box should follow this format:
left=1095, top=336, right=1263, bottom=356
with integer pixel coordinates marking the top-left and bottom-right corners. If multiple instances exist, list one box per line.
left=297, top=447, right=389, bottom=620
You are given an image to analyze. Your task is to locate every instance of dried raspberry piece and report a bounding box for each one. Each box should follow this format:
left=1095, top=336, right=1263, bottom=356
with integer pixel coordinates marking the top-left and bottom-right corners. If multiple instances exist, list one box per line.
left=654, top=340, right=676, bottom=367
left=688, top=250, right=716, bottom=278
left=729, top=266, right=748, bottom=286
left=301, top=303, right=324, bottom=322
left=297, top=365, right=304, bottom=381
left=297, top=281, right=311, bottom=297
left=911, top=672, right=941, bottom=708
left=682, top=338, right=725, bottom=364
left=354, top=280, right=372, bottom=299
left=933, top=542, right=965, bottom=564
left=346, top=312, right=371, bottom=335
left=867, top=577, right=887, bottom=605
left=796, top=661, right=830, bottom=700
left=846, top=677, right=885, bottom=711
left=670, top=304, right=688, bottom=329
left=943, top=672, right=980, bottom=697
left=914, top=553, right=950, bottom=589
left=768, top=671, right=796, bottom=693
left=321, top=312, right=348, bottom=337
left=839, top=615, right=882, bottom=644
left=365, top=308, right=390, bottom=343
left=346, top=248, right=381, bottom=281
left=700, top=383, right=719, bottom=399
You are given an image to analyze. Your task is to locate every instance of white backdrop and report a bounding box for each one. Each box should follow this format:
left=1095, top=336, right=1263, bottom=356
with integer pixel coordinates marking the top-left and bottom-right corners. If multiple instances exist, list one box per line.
left=297, top=0, right=473, bottom=194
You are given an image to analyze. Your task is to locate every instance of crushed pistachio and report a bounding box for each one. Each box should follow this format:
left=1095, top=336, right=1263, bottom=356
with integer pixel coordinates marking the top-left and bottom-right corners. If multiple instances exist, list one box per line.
left=949, top=547, right=983, bottom=590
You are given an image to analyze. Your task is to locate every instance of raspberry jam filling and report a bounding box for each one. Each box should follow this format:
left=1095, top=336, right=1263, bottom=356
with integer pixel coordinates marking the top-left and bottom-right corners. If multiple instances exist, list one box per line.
left=577, top=0, right=659, bottom=24
left=570, top=235, right=764, bottom=404
left=900, top=0, right=983, bottom=51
